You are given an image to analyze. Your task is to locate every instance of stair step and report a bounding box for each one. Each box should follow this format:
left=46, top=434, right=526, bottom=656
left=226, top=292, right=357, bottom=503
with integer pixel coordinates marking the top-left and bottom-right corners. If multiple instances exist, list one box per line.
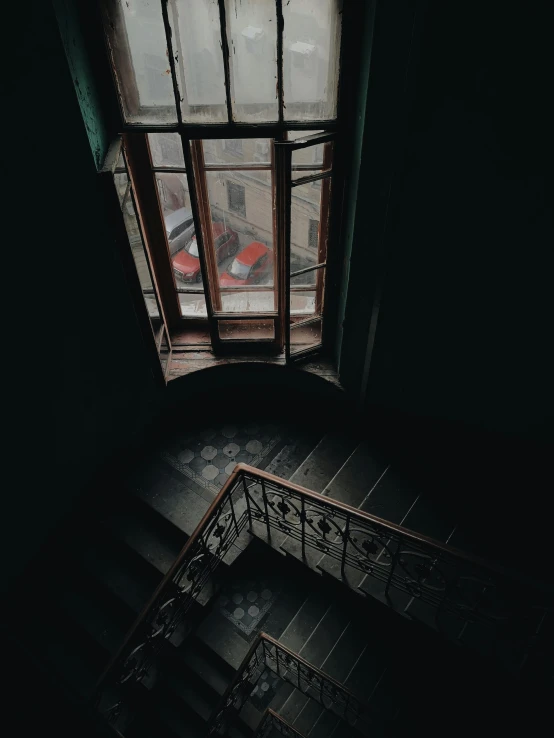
left=319, top=482, right=456, bottom=598
left=359, top=466, right=419, bottom=523
left=292, top=700, right=327, bottom=734
left=262, top=429, right=327, bottom=482
left=166, top=665, right=216, bottom=723
left=103, top=497, right=188, bottom=576
left=128, top=709, right=181, bottom=738
left=196, top=609, right=254, bottom=671
left=318, top=620, right=368, bottom=684
left=307, top=710, right=342, bottom=738
left=400, top=495, right=457, bottom=542
left=289, top=430, right=360, bottom=494
left=83, top=534, right=162, bottom=615
left=24, top=609, right=102, bottom=700
left=280, top=441, right=389, bottom=568
left=177, top=636, right=230, bottom=698
left=343, top=641, right=389, bottom=704
left=136, top=462, right=212, bottom=539
left=260, top=563, right=316, bottom=642
left=278, top=604, right=351, bottom=724
left=278, top=589, right=331, bottom=654
left=323, top=440, right=389, bottom=508
left=58, top=576, right=130, bottom=655
left=299, top=605, right=351, bottom=669
left=135, top=461, right=247, bottom=569
left=155, top=690, right=206, bottom=738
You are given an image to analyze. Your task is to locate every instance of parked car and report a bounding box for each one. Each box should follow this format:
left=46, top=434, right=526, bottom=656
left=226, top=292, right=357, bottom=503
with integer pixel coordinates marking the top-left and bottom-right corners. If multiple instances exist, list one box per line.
left=172, top=222, right=239, bottom=282
left=219, top=242, right=272, bottom=286
left=164, top=207, right=195, bottom=256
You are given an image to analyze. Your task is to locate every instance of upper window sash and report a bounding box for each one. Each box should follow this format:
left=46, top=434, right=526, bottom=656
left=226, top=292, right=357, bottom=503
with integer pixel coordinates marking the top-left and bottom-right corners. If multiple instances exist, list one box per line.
left=101, top=0, right=342, bottom=126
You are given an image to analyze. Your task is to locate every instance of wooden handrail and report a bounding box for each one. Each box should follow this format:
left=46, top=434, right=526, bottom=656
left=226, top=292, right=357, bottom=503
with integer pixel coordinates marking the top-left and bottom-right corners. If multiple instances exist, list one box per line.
left=254, top=708, right=307, bottom=737
left=209, top=632, right=366, bottom=735
left=235, top=464, right=553, bottom=596
left=94, top=462, right=552, bottom=714
left=93, top=465, right=245, bottom=699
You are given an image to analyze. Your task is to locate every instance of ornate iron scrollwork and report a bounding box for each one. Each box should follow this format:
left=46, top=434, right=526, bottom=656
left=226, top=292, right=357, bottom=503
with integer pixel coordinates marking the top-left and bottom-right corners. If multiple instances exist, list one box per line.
left=96, top=464, right=552, bottom=731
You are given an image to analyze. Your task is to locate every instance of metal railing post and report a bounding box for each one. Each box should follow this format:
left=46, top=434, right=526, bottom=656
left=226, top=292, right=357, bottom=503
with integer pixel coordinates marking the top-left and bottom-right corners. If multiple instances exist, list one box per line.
left=243, top=474, right=253, bottom=530
left=341, top=514, right=350, bottom=578
left=301, top=496, right=306, bottom=560
left=261, top=479, right=271, bottom=540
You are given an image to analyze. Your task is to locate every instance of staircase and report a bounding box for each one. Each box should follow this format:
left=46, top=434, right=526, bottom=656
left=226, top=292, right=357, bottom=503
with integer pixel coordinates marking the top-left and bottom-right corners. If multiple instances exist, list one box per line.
left=12, top=419, right=552, bottom=737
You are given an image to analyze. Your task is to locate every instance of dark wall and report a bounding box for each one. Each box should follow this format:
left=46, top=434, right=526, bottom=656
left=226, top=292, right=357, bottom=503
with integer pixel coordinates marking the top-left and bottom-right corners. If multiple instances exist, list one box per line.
left=365, top=1, right=553, bottom=437
left=3, top=0, right=161, bottom=591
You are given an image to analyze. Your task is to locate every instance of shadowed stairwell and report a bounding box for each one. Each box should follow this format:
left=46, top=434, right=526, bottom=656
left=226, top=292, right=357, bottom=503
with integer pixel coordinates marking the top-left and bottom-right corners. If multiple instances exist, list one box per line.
left=11, top=381, right=553, bottom=738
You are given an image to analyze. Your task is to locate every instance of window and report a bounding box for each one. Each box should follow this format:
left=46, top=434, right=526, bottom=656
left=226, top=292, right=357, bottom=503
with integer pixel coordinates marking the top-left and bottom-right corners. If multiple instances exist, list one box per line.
left=100, top=0, right=344, bottom=364
left=227, top=181, right=246, bottom=218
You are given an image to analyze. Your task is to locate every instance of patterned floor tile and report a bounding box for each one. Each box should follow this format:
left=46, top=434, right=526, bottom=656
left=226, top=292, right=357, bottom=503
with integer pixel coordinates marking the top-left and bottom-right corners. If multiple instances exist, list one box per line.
left=162, top=422, right=282, bottom=495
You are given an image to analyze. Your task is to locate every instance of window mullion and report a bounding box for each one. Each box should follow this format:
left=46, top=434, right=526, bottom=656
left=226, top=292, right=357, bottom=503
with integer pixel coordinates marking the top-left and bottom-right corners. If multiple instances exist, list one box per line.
left=189, top=140, right=222, bottom=314
left=217, top=0, right=233, bottom=123
left=276, top=0, right=285, bottom=124
left=274, top=142, right=292, bottom=357
left=123, top=132, right=182, bottom=327
left=160, top=0, right=183, bottom=125
left=316, top=143, right=333, bottom=316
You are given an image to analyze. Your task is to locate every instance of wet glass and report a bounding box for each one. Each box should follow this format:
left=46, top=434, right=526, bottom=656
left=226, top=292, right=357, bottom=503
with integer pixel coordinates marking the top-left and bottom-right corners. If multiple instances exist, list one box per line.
left=102, top=0, right=177, bottom=124
left=283, top=0, right=342, bottom=121
left=226, top=0, right=278, bottom=122
left=169, top=0, right=228, bottom=122
left=204, top=162, right=276, bottom=313
left=148, top=133, right=185, bottom=168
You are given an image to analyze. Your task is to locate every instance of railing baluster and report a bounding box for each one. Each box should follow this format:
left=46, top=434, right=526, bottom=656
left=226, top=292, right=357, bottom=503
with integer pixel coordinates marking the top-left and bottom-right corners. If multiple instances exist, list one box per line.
left=94, top=463, right=550, bottom=729
left=301, top=496, right=306, bottom=560
left=261, top=479, right=271, bottom=541
left=243, top=474, right=253, bottom=531
left=386, top=541, right=400, bottom=598
left=341, top=514, right=350, bottom=578
left=229, top=480, right=239, bottom=536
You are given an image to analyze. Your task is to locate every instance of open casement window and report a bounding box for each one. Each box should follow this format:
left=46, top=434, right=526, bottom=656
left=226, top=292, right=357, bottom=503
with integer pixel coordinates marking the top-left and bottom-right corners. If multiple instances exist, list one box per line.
left=100, top=138, right=171, bottom=383
left=275, top=131, right=334, bottom=360
left=100, top=0, right=344, bottom=365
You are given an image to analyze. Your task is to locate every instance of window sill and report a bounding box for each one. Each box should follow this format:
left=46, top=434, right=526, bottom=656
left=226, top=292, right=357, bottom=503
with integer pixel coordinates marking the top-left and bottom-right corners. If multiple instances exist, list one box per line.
left=165, top=335, right=340, bottom=389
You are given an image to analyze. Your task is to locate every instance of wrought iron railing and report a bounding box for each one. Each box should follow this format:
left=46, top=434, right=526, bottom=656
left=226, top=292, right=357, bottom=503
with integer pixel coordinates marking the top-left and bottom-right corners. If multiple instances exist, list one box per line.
left=93, top=463, right=552, bottom=726
left=254, top=708, right=307, bottom=738
left=209, top=633, right=370, bottom=736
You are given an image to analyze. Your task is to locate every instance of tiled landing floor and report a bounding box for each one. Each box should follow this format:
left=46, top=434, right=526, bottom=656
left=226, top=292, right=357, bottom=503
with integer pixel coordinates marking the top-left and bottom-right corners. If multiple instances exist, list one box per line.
left=161, top=422, right=282, bottom=496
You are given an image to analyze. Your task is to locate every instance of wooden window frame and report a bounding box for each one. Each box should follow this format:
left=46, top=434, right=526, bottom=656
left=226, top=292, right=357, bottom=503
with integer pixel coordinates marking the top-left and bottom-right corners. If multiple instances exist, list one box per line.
left=99, top=0, right=354, bottom=362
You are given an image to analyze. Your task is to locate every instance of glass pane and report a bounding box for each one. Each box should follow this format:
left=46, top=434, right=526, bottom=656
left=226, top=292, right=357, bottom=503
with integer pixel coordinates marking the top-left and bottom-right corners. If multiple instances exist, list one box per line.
left=203, top=139, right=272, bottom=167
left=204, top=162, right=275, bottom=313
left=290, top=318, right=323, bottom=353
left=283, top=0, right=342, bottom=121
left=169, top=0, right=228, bottom=122
left=219, top=320, right=275, bottom=340
left=226, top=0, right=278, bottom=122
left=116, top=172, right=160, bottom=320
left=155, top=173, right=193, bottom=256
left=179, top=293, right=208, bottom=318
left=102, top=0, right=177, bottom=124
left=290, top=177, right=324, bottom=272
left=148, top=133, right=185, bottom=168
left=291, top=140, right=331, bottom=180
left=291, top=289, right=317, bottom=317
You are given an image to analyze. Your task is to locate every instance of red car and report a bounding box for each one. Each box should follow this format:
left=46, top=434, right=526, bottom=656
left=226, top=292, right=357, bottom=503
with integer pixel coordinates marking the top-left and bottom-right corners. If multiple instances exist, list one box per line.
left=220, top=242, right=272, bottom=286
left=172, top=222, right=238, bottom=282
